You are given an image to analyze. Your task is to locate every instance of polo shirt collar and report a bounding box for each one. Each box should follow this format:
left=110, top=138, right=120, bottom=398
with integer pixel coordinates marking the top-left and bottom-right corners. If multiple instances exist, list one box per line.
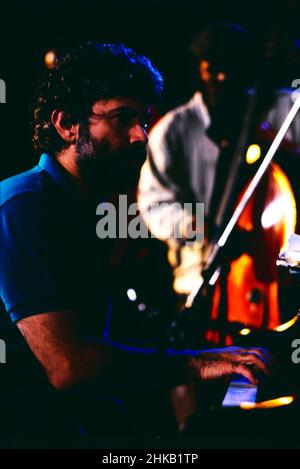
left=38, top=153, right=84, bottom=200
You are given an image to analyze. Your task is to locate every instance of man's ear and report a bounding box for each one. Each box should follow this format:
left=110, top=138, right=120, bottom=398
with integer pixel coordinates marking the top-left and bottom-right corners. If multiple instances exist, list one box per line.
left=51, top=109, right=79, bottom=144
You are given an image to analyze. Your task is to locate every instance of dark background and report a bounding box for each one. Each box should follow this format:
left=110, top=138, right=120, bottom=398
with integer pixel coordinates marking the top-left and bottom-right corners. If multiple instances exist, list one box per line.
left=0, top=0, right=299, bottom=180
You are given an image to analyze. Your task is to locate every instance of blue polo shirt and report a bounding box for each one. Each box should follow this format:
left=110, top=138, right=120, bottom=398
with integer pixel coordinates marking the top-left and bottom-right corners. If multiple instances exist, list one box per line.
left=0, top=154, right=194, bottom=446
left=1, top=153, right=111, bottom=331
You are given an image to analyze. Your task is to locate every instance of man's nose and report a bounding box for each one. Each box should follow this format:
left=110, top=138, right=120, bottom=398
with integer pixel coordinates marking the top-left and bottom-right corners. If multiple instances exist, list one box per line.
left=129, top=123, right=148, bottom=145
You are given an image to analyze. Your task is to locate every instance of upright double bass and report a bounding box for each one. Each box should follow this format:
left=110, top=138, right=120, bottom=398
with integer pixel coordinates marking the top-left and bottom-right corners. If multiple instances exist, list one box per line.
left=180, top=91, right=300, bottom=347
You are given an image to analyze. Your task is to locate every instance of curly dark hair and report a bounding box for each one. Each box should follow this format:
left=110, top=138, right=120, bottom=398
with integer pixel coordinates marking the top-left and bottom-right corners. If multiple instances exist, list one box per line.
left=33, top=42, right=164, bottom=154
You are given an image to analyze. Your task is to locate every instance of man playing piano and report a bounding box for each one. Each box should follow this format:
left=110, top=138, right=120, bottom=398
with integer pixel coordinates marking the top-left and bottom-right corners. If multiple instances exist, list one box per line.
left=0, top=42, right=271, bottom=447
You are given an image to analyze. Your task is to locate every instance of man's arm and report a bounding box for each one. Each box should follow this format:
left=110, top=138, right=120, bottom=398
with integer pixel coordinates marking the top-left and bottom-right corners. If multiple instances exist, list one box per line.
left=17, top=310, right=271, bottom=391
left=16, top=309, right=192, bottom=393
left=16, top=310, right=111, bottom=390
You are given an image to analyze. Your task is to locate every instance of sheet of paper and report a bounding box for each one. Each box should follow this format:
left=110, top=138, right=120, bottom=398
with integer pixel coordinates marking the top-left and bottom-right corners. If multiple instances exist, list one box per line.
left=222, top=376, right=258, bottom=407
left=277, top=233, right=300, bottom=267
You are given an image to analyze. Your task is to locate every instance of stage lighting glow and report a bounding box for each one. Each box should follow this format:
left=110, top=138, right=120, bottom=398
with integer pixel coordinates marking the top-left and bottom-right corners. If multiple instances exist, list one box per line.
left=246, top=144, right=261, bottom=164
left=261, top=198, right=284, bottom=228
left=127, top=288, right=137, bottom=302
left=239, top=328, right=251, bottom=336
left=274, top=313, right=299, bottom=332
left=217, top=72, right=226, bottom=82
left=240, top=395, right=294, bottom=410
left=261, top=121, right=270, bottom=130
left=45, top=51, right=56, bottom=69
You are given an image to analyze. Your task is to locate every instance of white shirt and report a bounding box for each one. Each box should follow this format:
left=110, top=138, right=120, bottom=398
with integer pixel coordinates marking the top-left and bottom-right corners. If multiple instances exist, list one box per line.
left=138, top=92, right=219, bottom=242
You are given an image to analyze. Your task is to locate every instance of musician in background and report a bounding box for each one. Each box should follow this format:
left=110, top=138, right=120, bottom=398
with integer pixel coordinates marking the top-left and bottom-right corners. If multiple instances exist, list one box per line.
left=138, top=23, right=300, bottom=316
left=138, top=22, right=257, bottom=296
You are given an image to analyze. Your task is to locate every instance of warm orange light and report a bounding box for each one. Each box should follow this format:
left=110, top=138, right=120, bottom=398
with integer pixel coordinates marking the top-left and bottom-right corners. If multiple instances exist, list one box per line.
left=45, top=51, right=56, bottom=69
left=240, top=395, right=294, bottom=410
left=217, top=72, right=226, bottom=82
left=274, top=313, right=299, bottom=332
left=239, top=328, right=251, bottom=336
left=272, top=163, right=297, bottom=249
left=199, top=60, right=210, bottom=82
left=246, top=144, right=261, bottom=164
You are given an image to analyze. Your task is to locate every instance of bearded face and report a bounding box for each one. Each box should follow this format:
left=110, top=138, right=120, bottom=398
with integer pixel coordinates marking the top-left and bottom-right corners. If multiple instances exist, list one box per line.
left=76, top=116, right=146, bottom=197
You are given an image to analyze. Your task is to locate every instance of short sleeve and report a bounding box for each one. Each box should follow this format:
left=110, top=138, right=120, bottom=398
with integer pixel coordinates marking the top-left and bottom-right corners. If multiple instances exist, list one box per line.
left=1, top=192, right=76, bottom=322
